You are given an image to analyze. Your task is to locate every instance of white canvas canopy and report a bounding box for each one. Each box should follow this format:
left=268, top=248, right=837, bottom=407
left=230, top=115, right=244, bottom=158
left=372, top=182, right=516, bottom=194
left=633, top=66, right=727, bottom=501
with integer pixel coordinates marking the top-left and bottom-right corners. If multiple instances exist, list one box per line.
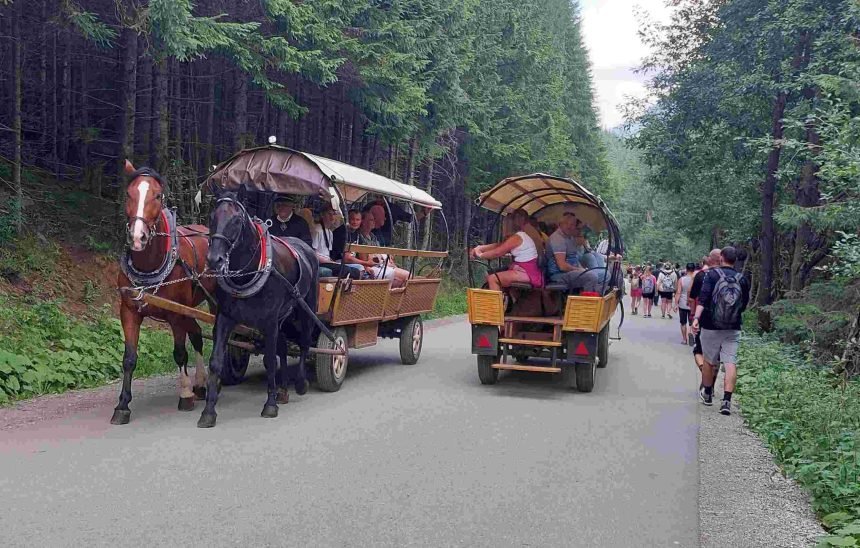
left=205, top=146, right=442, bottom=210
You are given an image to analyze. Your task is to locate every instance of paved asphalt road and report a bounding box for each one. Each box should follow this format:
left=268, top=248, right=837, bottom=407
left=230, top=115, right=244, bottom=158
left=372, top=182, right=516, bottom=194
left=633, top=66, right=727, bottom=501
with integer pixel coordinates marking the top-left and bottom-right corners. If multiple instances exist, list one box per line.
left=0, top=300, right=701, bottom=547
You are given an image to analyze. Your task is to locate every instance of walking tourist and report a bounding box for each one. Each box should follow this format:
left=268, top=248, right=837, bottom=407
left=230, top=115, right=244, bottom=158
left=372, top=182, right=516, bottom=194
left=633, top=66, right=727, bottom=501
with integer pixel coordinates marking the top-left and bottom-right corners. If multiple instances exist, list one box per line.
left=629, top=267, right=642, bottom=314
left=656, top=263, right=678, bottom=319
left=689, top=249, right=721, bottom=394
left=674, top=263, right=696, bottom=345
left=640, top=266, right=657, bottom=317
left=692, top=247, right=751, bottom=415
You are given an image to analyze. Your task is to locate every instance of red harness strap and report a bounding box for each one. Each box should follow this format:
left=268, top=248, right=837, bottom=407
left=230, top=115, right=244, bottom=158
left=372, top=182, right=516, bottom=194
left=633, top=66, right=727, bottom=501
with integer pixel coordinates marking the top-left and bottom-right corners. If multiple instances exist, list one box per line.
left=255, top=222, right=268, bottom=270
left=270, top=235, right=301, bottom=262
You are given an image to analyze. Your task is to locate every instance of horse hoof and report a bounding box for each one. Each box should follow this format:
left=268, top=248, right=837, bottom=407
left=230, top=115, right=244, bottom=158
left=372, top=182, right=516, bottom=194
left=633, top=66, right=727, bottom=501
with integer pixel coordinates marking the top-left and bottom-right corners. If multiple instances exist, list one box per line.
left=261, top=405, right=278, bottom=419
left=193, top=386, right=206, bottom=400
left=197, top=413, right=217, bottom=428
left=277, top=388, right=289, bottom=405
left=295, top=379, right=309, bottom=396
left=110, top=409, right=131, bottom=425
left=178, top=397, right=195, bottom=411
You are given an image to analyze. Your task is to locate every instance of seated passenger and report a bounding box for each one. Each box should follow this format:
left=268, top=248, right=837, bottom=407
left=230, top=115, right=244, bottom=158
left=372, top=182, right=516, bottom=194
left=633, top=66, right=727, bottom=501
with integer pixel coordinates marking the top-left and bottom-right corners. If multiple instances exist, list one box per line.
left=363, top=198, right=413, bottom=247
left=469, top=208, right=543, bottom=291
left=268, top=195, right=312, bottom=247
left=311, top=205, right=362, bottom=279
left=578, top=240, right=624, bottom=294
left=357, top=211, right=409, bottom=288
left=546, top=212, right=588, bottom=292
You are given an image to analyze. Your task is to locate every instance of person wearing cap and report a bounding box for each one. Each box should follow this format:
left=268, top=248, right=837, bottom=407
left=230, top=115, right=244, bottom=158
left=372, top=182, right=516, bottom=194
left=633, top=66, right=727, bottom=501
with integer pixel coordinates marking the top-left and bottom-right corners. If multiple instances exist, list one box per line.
left=268, top=195, right=312, bottom=246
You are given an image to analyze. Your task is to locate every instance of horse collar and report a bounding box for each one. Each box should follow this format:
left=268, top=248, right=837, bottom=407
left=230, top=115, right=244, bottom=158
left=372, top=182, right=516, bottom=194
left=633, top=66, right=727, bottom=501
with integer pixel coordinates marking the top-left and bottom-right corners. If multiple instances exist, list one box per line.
left=121, top=208, right=179, bottom=288
left=216, top=220, right=274, bottom=299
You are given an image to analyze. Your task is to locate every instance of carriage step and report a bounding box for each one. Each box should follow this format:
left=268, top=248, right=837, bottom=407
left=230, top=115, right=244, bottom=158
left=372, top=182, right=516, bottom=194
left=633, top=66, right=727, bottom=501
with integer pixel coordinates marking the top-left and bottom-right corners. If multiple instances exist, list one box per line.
left=505, top=316, right=564, bottom=325
left=492, top=363, right=561, bottom=373
left=499, top=338, right=562, bottom=347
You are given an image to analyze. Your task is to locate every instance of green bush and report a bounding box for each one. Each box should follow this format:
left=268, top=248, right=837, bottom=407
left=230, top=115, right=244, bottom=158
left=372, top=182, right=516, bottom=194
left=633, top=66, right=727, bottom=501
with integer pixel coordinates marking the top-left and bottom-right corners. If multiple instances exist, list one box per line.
left=0, top=297, right=178, bottom=404
left=764, top=279, right=858, bottom=363
left=425, top=279, right=468, bottom=319
left=737, top=335, right=860, bottom=547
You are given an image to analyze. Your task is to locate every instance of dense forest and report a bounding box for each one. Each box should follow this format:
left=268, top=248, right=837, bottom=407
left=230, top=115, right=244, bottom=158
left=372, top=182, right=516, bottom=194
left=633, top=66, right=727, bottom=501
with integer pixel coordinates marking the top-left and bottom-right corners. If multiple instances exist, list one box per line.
left=614, top=0, right=860, bottom=374
left=0, top=0, right=608, bottom=258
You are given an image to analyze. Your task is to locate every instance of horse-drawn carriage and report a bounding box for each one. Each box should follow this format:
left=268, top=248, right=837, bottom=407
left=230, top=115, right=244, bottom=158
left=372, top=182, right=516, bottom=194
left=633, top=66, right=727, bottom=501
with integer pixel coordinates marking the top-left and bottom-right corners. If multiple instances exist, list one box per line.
left=115, top=145, right=447, bottom=426
left=466, top=174, right=624, bottom=392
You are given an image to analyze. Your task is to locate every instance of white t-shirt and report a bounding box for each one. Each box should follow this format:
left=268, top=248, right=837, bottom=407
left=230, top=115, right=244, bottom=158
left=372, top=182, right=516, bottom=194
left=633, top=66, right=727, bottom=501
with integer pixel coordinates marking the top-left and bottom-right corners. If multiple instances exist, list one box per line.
left=311, top=223, right=333, bottom=262
left=511, top=231, right=538, bottom=262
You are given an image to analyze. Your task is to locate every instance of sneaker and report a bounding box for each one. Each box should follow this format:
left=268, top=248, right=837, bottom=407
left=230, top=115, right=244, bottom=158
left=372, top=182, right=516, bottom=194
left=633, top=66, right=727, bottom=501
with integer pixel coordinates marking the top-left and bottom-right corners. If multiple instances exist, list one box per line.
left=720, top=400, right=731, bottom=415
left=699, top=387, right=713, bottom=406
left=668, top=313, right=673, bottom=319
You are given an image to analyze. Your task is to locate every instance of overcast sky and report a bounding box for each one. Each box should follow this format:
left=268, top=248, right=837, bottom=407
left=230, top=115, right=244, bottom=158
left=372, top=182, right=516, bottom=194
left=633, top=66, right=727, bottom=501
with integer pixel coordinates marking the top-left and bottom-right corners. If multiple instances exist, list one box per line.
left=579, top=0, right=672, bottom=129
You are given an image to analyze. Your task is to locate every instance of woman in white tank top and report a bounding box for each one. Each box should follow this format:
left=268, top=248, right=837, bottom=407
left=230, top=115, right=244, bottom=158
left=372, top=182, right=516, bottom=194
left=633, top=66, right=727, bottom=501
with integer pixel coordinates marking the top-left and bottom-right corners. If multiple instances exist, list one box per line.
left=469, top=209, right=544, bottom=290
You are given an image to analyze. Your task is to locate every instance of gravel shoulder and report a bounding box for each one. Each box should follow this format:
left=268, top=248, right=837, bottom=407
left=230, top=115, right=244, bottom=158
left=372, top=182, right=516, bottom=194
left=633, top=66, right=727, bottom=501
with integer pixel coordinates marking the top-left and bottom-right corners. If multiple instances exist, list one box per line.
left=699, top=382, right=825, bottom=547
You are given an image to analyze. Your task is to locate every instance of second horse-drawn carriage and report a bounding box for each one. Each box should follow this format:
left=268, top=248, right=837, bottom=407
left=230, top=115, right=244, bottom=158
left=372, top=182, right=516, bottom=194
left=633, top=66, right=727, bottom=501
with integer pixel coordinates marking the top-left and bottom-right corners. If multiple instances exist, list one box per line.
left=116, top=144, right=448, bottom=426
left=466, top=174, right=624, bottom=392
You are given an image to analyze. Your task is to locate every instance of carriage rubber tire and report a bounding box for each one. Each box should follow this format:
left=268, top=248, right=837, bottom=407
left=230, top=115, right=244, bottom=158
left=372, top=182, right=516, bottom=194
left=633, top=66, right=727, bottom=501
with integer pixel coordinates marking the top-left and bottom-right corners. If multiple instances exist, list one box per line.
left=220, top=343, right=251, bottom=386
left=399, top=316, right=423, bottom=365
left=575, top=360, right=595, bottom=393
left=597, top=325, right=610, bottom=369
left=477, top=354, right=499, bottom=385
left=315, top=327, right=348, bottom=392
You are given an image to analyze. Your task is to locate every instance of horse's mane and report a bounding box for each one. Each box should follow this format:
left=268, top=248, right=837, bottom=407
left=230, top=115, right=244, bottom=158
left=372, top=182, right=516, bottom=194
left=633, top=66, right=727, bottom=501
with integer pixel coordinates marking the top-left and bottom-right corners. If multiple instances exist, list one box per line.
left=129, top=166, right=169, bottom=196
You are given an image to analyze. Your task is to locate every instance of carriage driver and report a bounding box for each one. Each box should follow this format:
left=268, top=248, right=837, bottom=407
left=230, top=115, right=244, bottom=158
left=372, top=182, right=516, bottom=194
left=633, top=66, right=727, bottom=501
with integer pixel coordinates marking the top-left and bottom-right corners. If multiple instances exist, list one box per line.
left=268, top=195, right=313, bottom=247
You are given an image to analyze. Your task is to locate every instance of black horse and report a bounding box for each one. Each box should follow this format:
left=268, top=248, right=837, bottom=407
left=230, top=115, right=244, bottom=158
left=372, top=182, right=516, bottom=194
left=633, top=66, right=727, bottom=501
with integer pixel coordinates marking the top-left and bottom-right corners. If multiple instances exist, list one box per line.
left=200, top=188, right=319, bottom=428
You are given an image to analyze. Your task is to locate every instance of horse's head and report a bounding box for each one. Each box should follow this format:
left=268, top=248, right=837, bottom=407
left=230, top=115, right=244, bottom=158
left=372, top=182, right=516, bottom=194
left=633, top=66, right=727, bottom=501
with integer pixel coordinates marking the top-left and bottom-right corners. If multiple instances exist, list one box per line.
left=206, top=186, right=247, bottom=274
left=123, top=160, right=165, bottom=252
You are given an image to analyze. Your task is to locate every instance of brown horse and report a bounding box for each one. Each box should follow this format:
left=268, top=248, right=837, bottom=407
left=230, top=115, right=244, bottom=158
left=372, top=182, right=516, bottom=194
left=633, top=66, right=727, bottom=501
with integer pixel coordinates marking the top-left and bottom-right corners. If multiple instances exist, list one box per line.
left=111, top=160, right=216, bottom=425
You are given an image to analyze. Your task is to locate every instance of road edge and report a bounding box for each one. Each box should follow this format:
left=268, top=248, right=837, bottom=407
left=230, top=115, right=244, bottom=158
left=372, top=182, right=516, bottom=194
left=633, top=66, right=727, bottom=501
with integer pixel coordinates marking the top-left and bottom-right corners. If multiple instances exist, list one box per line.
left=0, top=314, right=469, bottom=431
left=698, top=385, right=825, bottom=547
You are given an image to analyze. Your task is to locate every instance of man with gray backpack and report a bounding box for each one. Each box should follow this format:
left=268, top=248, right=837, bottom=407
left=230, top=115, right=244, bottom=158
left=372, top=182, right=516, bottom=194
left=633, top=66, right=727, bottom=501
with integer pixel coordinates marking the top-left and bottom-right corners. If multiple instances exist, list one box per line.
left=691, top=246, right=750, bottom=415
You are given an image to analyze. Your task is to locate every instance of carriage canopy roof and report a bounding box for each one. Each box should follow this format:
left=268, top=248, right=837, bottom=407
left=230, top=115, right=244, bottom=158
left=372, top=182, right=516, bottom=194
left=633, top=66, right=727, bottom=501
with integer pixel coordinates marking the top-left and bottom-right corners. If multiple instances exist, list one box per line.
left=477, top=174, right=618, bottom=232
left=205, top=145, right=442, bottom=209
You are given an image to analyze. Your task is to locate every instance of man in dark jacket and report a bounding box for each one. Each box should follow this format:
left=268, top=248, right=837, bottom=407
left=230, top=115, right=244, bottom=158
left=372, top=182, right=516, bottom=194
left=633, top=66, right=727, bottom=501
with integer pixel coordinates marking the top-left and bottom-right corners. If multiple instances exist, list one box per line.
left=692, top=246, right=751, bottom=416
left=267, top=195, right=312, bottom=247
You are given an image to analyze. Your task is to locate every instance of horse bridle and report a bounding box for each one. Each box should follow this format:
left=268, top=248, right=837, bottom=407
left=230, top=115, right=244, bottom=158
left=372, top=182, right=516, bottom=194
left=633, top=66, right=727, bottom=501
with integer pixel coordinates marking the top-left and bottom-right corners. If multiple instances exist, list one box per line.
left=126, top=191, right=165, bottom=247
left=210, top=196, right=262, bottom=271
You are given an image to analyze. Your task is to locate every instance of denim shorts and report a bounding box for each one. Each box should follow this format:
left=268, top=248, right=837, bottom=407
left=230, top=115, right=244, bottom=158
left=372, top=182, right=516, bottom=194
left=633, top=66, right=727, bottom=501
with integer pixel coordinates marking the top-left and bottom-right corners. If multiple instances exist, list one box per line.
left=699, top=329, right=740, bottom=365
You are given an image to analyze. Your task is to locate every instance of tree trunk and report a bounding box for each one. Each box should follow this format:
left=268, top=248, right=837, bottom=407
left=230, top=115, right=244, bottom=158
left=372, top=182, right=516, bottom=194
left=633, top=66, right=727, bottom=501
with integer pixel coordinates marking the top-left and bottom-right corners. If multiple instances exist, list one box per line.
left=117, top=27, right=138, bottom=183
left=150, top=59, right=167, bottom=170
left=234, top=71, right=248, bottom=150
left=52, top=30, right=59, bottom=178
left=421, top=161, right=435, bottom=250
left=60, top=31, right=71, bottom=176
left=205, top=69, right=217, bottom=172
left=12, top=3, right=23, bottom=233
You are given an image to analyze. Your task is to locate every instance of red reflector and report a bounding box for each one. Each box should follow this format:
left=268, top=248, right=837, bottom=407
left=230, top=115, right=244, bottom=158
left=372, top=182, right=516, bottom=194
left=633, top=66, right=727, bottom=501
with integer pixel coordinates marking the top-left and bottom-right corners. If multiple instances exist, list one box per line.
left=580, top=291, right=600, bottom=297
left=574, top=342, right=589, bottom=356
left=477, top=335, right=492, bottom=348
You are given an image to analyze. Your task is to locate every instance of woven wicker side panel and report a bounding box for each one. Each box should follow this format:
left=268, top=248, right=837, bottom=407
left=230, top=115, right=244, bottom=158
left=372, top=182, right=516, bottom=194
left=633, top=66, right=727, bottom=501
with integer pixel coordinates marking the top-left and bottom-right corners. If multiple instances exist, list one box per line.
left=383, top=288, right=407, bottom=319
left=331, top=280, right=390, bottom=325
left=399, top=279, right=441, bottom=316
left=563, top=296, right=601, bottom=332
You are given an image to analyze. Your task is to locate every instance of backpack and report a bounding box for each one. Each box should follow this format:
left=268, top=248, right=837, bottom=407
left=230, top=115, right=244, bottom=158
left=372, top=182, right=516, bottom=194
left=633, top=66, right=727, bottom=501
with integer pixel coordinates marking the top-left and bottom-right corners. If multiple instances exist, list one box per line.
left=710, top=268, right=743, bottom=329
left=659, top=271, right=675, bottom=292
left=641, top=275, right=655, bottom=293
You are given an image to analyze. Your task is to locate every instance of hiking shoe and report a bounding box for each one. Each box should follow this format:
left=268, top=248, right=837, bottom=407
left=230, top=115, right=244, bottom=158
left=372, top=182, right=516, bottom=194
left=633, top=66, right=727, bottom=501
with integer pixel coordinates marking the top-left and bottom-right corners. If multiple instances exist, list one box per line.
left=699, top=387, right=713, bottom=406
left=720, top=400, right=731, bottom=415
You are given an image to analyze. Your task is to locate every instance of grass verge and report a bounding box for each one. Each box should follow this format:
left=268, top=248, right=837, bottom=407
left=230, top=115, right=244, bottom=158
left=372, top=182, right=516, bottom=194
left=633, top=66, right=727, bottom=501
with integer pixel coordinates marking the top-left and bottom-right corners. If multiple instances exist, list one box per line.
left=0, top=296, right=178, bottom=405
left=425, top=279, right=468, bottom=320
left=737, top=335, right=860, bottom=547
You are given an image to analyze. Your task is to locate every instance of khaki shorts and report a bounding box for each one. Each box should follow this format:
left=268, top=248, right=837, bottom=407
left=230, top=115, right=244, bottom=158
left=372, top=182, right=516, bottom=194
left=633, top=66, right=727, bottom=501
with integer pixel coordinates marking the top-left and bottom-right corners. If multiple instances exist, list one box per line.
left=700, top=329, right=740, bottom=365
